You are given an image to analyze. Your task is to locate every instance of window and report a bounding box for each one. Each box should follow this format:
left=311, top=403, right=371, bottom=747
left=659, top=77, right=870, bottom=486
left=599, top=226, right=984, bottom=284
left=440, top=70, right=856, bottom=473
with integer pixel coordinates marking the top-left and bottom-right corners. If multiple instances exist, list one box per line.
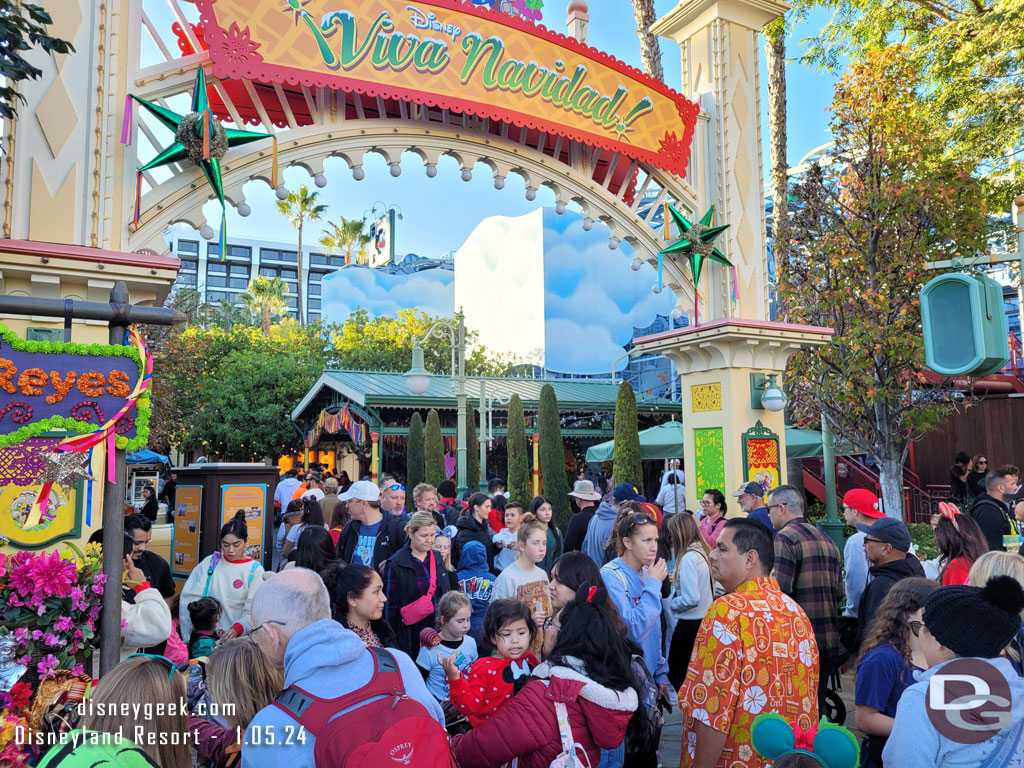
left=26, top=328, right=64, bottom=342
left=206, top=243, right=252, bottom=260
left=309, top=282, right=321, bottom=296
left=259, top=265, right=297, bottom=292
left=310, top=252, right=344, bottom=268
left=177, top=240, right=199, bottom=256
left=308, top=298, right=321, bottom=311
left=285, top=296, right=298, bottom=309
left=177, top=273, right=197, bottom=286
left=260, top=248, right=297, bottom=263
left=207, top=291, right=231, bottom=304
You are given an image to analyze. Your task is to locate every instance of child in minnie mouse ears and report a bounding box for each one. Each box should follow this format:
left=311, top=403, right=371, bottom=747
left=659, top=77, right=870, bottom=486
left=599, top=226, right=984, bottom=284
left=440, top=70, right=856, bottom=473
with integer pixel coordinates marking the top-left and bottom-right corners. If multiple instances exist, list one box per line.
left=751, top=714, right=860, bottom=768
left=445, top=598, right=539, bottom=727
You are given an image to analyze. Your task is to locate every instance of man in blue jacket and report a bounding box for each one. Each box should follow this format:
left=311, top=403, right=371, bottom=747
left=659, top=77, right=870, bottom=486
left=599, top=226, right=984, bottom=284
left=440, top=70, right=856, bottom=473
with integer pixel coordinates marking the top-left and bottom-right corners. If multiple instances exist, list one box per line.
left=242, top=568, right=444, bottom=768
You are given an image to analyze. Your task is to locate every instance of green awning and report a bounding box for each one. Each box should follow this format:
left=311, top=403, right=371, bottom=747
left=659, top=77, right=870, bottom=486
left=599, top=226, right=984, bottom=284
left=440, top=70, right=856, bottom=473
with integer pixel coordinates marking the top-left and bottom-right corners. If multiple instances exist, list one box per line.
left=585, top=422, right=856, bottom=463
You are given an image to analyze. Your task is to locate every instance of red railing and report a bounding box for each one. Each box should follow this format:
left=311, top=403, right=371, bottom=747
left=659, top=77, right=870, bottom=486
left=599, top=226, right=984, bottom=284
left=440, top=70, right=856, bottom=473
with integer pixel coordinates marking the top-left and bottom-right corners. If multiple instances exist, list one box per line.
left=1007, top=332, right=1023, bottom=378
left=802, top=456, right=945, bottom=524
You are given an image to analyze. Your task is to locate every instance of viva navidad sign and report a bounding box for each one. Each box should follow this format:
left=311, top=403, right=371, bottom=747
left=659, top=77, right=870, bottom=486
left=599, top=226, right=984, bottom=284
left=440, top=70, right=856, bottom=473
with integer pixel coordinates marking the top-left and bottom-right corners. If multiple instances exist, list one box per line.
left=195, top=0, right=699, bottom=177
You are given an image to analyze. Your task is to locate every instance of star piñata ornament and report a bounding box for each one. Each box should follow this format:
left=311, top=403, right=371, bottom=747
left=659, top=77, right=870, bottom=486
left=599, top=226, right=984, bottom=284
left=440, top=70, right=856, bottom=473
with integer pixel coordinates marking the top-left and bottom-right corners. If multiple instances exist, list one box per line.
left=25, top=450, right=94, bottom=528
left=122, top=66, right=278, bottom=258
left=659, top=204, right=731, bottom=324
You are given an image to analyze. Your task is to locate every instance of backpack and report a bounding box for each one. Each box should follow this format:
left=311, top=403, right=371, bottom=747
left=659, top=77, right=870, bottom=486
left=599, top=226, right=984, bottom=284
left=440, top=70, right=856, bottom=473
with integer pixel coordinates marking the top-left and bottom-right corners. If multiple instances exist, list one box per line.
left=624, top=653, right=663, bottom=756
left=273, top=647, right=454, bottom=768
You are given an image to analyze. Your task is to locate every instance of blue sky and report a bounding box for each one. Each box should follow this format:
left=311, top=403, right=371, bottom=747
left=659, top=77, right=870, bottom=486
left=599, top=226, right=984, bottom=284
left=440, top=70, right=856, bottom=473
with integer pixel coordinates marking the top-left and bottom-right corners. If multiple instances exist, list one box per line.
left=150, top=0, right=839, bottom=259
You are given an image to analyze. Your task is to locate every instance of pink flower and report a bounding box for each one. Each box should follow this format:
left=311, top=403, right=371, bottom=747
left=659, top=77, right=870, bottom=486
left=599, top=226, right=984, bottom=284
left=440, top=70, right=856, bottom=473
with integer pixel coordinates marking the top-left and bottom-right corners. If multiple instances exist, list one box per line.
left=16, top=655, right=30, bottom=666
left=9, top=550, right=77, bottom=599
left=53, top=616, right=74, bottom=633
left=120, top=618, right=127, bottom=630
left=30, top=630, right=41, bottom=641
left=36, top=603, right=46, bottom=616
left=91, top=583, right=104, bottom=595
left=71, top=664, right=84, bottom=676
left=41, top=633, right=64, bottom=648
left=12, top=628, right=28, bottom=643
left=36, top=654, right=58, bottom=679
left=0, top=552, right=7, bottom=578
left=93, top=571, right=107, bottom=588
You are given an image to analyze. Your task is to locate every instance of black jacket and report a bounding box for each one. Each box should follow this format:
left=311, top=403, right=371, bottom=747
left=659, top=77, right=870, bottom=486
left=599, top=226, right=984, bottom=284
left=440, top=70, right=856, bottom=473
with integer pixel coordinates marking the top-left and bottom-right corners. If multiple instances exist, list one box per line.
left=563, top=506, right=597, bottom=553
left=855, top=555, right=925, bottom=649
left=380, top=545, right=451, bottom=657
left=453, top=514, right=497, bottom=571
left=968, top=493, right=1011, bottom=552
left=336, top=514, right=408, bottom=567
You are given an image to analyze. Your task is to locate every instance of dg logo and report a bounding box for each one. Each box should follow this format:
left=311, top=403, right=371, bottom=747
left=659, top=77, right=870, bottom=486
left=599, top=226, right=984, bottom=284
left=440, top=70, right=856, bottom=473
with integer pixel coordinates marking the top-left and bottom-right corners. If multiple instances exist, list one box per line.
left=925, top=658, right=1014, bottom=744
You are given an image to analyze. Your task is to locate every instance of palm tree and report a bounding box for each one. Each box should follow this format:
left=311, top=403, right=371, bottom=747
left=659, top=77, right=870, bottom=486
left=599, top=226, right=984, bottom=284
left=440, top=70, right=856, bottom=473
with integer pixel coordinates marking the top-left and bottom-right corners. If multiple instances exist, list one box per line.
left=239, top=275, right=288, bottom=335
left=320, top=217, right=371, bottom=266
left=276, top=186, right=327, bottom=326
left=630, top=0, right=664, bottom=81
left=765, top=16, right=789, bottom=293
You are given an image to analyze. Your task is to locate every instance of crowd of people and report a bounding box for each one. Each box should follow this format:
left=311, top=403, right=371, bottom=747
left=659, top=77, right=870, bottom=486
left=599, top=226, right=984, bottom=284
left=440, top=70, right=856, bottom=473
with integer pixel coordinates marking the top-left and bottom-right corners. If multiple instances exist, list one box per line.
left=57, top=457, right=1024, bottom=768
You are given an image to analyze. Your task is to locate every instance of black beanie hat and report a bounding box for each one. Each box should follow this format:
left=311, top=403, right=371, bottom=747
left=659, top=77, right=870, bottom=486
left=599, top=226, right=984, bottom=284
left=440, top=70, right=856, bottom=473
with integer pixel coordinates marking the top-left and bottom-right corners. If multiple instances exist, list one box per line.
left=923, top=575, right=1024, bottom=658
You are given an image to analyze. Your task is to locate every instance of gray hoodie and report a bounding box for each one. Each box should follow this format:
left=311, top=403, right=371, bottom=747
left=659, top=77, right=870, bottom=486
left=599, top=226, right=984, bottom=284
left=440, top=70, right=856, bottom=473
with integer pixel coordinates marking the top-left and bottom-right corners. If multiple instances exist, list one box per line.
left=241, top=618, right=443, bottom=768
left=581, top=502, right=618, bottom=565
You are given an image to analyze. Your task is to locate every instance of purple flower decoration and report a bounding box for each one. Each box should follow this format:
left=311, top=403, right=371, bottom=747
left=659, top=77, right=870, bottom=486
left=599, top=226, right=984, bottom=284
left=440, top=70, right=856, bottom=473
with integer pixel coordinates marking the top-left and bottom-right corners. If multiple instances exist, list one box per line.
left=53, top=616, right=74, bottom=633
left=37, top=654, right=58, bottom=679
left=31, top=630, right=42, bottom=641
left=17, top=655, right=30, bottom=666
left=71, top=664, right=84, bottom=676
left=13, top=628, right=28, bottom=643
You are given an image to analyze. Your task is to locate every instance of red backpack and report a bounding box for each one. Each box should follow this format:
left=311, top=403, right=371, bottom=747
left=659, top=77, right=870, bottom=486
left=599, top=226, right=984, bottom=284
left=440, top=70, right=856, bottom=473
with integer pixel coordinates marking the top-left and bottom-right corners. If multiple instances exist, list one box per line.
left=272, top=647, right=454, bottom=767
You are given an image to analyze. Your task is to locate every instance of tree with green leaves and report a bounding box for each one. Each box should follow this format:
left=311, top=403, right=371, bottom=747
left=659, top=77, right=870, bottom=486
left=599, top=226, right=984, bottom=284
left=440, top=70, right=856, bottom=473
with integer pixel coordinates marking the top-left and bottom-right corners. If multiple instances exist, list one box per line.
left=612, top=382, right=643, bottom=490
left=148, top=323, right=332, bottom=459
left=0, top=2, right=74, bottom=127
left=425, top=409, right=445, bottom=487
left=276, top=186, right=327, bottom=326
left=466, top=401, right=480, bottom=492
left=781, top=47, right=987, bottom=518
left=538, top=385, right=571, bottom=529
left=320, top=217, right=371, bottom=266
left=506, top=394, right=530, bottom=504
left=407, top=412, right=425, bottom=490
left=792, top=0, right=1024, bottom=209
left=331, top=308, right=517, bottom=375
left=239, top=276, right=288, bottom=335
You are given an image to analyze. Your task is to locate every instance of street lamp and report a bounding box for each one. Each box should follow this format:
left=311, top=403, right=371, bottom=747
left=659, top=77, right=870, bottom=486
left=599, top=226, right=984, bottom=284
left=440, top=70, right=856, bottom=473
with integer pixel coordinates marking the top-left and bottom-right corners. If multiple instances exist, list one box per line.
left=404, top=309, right=468, bottom=494
left=478, top=383, right=513, bottom=492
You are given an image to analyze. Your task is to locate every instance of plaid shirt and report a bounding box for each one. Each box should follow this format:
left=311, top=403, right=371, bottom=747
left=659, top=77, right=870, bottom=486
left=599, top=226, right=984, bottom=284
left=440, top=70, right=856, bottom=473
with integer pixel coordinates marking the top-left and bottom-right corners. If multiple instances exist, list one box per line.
left=774, top=518, right=844, bottom=658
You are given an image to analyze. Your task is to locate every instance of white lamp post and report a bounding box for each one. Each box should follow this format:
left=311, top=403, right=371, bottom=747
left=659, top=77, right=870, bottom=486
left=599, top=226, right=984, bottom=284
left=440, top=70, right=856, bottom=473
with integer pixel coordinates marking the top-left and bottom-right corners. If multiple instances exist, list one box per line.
left=478, top=383, right=513, bottom=492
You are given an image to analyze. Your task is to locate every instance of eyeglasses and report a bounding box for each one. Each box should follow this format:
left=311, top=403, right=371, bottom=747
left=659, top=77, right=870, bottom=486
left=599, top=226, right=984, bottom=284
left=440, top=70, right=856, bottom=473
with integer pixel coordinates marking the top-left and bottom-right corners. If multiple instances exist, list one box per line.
left=767, top=503, right=788, bottom=513
left=977, top=460, right=988, bottom=465
left=244, top=620, right=286, bottom=638
left=908, top=620, right=924, bottom=638
left=863, top=537, right=889, bottom=546
left=386, top=484, right=406, bottom=491
left=126, top=653, right=177, bottom=680
left=623, top=514, right=656, bottom=534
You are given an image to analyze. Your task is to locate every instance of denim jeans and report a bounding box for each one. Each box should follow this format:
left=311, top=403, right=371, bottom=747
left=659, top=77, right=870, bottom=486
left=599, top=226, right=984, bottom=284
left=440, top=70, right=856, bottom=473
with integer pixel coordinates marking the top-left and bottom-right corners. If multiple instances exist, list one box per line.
left=597, top=742, right=625, bottom=768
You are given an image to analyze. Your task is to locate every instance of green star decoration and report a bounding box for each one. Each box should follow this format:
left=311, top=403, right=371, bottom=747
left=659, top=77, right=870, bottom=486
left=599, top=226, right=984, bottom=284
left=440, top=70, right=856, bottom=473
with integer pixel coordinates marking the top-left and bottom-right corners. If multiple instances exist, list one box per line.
left=127, top=67, right=276, bottom=254
left=659, top=205, right=732, bottom=286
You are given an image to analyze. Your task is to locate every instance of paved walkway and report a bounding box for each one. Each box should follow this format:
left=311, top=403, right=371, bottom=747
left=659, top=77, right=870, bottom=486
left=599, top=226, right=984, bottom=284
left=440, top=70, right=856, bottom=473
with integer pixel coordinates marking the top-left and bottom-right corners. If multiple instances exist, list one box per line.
left=659, top=669, right=859, bottom=767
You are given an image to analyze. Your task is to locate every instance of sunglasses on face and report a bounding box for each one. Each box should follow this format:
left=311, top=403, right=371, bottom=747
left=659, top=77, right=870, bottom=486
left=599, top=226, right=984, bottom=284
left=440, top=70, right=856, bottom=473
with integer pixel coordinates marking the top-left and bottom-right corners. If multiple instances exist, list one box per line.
left=623, top=514, right=656, bottom=534
left=908, top=620, right=924, bottom=638
left=864, top=537, right=887, bottom=545
left=126, top=653, right=178, bottom=680
left=386, top=484, right=405, bottom=491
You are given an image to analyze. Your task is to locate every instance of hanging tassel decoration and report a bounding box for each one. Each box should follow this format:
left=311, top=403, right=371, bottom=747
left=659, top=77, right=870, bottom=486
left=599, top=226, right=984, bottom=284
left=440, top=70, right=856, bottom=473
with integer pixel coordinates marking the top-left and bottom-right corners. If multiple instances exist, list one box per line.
left=133, top=170, right=143, bottom=227
left=219, top=206, right=227, bottom=261
left=121, top=94, right=135, bottom=145
left=106, top=432, right=116, bottom=484
left=731, top=266, right=739, bottom=303
left=202, top=108, right=212, bottom=160
left=271, top=136, right=279, bottom=189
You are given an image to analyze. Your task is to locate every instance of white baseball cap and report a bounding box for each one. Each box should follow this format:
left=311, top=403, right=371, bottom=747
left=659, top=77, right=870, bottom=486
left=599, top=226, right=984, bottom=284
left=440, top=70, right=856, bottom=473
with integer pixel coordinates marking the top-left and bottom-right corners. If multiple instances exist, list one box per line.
left=339, top=480, right=381, bottom=502
left=302, top=488, right=326, bottom=502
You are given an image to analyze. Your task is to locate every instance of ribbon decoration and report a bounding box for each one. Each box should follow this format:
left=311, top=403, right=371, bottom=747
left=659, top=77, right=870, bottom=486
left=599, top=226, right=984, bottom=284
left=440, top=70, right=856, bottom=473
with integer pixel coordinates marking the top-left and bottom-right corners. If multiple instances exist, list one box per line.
left=304, top=405, right=368, bottom=448
left=792, top=721, right=819, bottom=751
left=27, top=325, right=153, bottom=527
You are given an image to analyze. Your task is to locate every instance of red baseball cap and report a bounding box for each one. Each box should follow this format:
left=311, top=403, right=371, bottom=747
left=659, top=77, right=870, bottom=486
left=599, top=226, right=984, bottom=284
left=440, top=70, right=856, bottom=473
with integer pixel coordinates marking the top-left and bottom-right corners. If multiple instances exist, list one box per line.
left=843, top=488, right=883, bottom=518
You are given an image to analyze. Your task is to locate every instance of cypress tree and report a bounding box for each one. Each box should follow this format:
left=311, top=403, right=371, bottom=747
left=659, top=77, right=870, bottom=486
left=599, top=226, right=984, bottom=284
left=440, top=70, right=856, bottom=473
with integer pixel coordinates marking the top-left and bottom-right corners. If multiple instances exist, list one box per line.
left=467, top=401, right=480, bottom=492
left=425, top=409, right=445, bottom=487
left=613, top=382, right=643, bottom=489
left=407, top=412, right=424, bottom=491
left=538, top=384, right=571, bottom=529
left=506, top=394, right=529, bottom=504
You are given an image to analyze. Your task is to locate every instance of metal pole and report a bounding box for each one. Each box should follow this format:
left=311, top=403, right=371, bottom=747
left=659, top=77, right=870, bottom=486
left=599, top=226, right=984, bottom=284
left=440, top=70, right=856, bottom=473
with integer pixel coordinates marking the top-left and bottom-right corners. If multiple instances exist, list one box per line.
left=479, top=381, right=488, bottom=493
left=455, top=309, right=468, bottom=495
left=99, top=283, right=130, bottom=676
left=818, top=412, right=844, bottom=551
left=0, top=295, right=186, bottom=325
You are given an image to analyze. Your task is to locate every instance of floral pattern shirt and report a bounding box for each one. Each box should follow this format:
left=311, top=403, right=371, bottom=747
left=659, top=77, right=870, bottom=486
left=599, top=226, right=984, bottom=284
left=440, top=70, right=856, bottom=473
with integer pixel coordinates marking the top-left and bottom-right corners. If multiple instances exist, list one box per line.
left=679, top=577, right=819, bottom=768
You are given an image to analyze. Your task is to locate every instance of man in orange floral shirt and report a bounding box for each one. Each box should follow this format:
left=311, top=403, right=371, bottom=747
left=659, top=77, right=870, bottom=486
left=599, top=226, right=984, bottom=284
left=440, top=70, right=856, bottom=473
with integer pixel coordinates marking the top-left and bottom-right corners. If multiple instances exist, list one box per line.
left=678, top=519, right=819, bottom=768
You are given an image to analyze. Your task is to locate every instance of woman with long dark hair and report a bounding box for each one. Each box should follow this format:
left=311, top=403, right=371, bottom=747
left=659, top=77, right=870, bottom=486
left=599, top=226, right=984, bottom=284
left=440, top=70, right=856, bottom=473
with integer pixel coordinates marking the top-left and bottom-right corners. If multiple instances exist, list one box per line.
left=698, top=489, right=728, bottom=547
left=454, top=492, right=498, bottom=570
left=530, top=495, right=563, bottom=575
left=934, top=504, right=989, bottom=585
left=321, top=562, right=398, bottom=648
left=291, top=526, right=339, bottom=572
left=854, top=577, right=936, bottom=768
left=281, top=497, right=326, bottom=559
left=452, top=584, right=639, bottom=768
left=543, top=551, right=609, bottom=656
